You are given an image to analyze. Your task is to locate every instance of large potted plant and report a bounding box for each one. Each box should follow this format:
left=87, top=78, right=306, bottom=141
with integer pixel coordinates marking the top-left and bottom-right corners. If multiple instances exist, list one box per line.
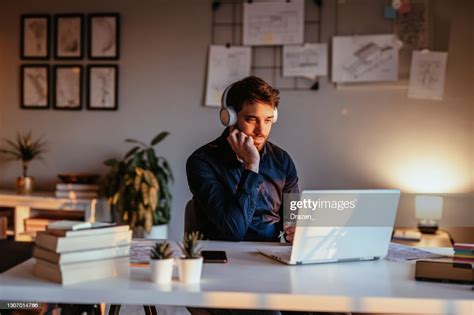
left=103, top=131, right=173, bottom=238
left=0, top=132, right=48, bottom=194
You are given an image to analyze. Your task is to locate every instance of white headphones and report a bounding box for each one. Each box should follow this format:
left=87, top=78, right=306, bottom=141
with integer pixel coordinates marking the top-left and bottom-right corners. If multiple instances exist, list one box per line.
left=219, top=83, right=278, bottom=127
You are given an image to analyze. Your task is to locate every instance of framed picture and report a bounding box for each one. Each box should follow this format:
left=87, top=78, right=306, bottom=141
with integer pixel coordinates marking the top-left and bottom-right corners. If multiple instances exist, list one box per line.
left=20, top=15, right=50, bottom=59
left=87, top=65, right=118, bottom=110
left=54, top=14, right=84, bottom=59
left=20, top=65, right=50, bottom=109
left=53, top=65, right=82, bottom=110
left=88, top=13, right=120, bottom=60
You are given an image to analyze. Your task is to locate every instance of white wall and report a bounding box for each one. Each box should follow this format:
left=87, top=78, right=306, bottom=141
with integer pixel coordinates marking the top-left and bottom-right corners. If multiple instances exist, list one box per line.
left=0, top=0, right=472, bottom=239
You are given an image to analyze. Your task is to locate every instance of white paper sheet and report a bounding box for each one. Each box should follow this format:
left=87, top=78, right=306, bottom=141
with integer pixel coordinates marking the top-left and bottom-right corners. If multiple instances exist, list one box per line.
left=283, top=43, right=327, bottom=78
left=332, top=34, right=399, bottom=83
left=408, top=50, right=448, bottom=100
left=243, top=0, right=304, bottom=46
left=205, top=45, right=252, bottom=107
left=385, top=242, right=446, bottom=262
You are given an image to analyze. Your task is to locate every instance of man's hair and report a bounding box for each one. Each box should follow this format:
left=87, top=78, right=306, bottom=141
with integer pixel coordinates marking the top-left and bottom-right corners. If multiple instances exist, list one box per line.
left=226, top=76, right=279, bottom=113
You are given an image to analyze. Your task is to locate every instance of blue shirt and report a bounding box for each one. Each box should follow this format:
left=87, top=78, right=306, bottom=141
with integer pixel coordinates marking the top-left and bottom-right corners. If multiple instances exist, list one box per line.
left=186, top=128, right=299, bottom=241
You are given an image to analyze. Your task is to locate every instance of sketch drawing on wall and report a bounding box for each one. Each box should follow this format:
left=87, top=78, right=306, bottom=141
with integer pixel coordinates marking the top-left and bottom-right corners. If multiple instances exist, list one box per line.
left=332, top=34, right=400, bottom=83
left=89, top=14, right=120, bottom=59
left=55, top=15, right=83, bottom=59
left=243, top=0, right=304, bottom=46
left=283, top=43, right=328, bottom=79
left=54, top=66, right=82, bottom=110
left=205, top=45, right=251, bottom=107
left=408, top=50, right=448, bottom=100
left=21, top=65, right=49, bottom=108
left=87, top=65, right=118, bottom=110
left=21, top=15, right=50, bottom=59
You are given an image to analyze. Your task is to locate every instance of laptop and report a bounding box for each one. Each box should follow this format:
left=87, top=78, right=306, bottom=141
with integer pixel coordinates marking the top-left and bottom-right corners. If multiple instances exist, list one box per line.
left=258, top=189, right=400, bottom=265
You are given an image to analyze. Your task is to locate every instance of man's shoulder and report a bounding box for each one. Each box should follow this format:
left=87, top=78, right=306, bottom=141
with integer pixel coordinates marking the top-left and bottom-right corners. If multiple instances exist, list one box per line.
left=266, top=141, right=293, bottom=163
left=187, top=136, right=223, bottom=163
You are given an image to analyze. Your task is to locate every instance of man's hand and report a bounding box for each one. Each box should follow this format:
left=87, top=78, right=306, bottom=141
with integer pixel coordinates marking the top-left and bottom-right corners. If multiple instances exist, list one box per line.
left=284, top=226, right=296, bottom=243
left=227, top=128, right=260, bottom=173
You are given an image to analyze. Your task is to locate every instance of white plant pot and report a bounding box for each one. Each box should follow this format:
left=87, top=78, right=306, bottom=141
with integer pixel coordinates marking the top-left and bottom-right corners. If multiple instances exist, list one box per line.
left=177, top=257, right=203, bottom=284
left=144, top=224, right=168, bottom=240
left=150, top=258, right=174, bottom=284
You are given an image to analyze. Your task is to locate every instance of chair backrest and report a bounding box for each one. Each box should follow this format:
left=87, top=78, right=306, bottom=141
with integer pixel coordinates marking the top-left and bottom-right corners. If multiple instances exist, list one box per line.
left=184, top=199, right=198, bottom=234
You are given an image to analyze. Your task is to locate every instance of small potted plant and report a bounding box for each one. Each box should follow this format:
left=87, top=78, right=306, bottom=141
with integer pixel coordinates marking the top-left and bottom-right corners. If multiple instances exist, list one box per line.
left=177, top=231, right=204, bottom=284
left=0, top=132, right=47, bottom=194
left=149, top=241, right=174, bottom=284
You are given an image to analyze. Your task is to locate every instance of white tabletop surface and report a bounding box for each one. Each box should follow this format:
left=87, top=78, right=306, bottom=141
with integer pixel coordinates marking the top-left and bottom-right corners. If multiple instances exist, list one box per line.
left=0, top=241, right=473, bottom=313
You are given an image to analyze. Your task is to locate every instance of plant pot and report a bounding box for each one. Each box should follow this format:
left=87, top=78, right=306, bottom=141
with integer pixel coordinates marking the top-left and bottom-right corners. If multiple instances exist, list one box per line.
left=144, top=224, right=168, bottom=240
left=150, top=258, right=174, bottom=284
left=16, top=176, right=34, bottom=194
left=177, top=256, right=203, bottom=284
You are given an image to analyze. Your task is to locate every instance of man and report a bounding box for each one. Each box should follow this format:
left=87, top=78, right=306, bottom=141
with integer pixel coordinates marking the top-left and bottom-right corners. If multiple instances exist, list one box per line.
left=186, top=76, right=298, bottom=243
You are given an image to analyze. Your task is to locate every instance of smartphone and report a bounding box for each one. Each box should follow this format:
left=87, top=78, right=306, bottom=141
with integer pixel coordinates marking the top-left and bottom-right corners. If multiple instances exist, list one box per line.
left=415, top=260, right=473, bottom=284
left=201, top=250, right=228, bottom=263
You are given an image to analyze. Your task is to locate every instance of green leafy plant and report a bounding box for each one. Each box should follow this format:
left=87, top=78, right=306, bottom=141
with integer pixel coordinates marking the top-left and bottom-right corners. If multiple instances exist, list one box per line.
left=103, top=131, right=173, bottom=234
left=179, top=231, right=204, bottom=259
left=0, top=131, right=47, bottom=177
left=150, top=241, right=174, bottom=260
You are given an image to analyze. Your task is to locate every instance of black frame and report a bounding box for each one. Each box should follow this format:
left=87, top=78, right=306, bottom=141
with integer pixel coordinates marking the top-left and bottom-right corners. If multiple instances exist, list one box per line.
left=20, top=14, right=50, bottom=60
left=53, top=65, right=83, bottom=110
left=54, top=14, right=84, bottom=60
left=86, top=64, right=119, bottom=111
left=20, top=64, right=50, bottom=109
left=88, top=13, right=120, bottom=60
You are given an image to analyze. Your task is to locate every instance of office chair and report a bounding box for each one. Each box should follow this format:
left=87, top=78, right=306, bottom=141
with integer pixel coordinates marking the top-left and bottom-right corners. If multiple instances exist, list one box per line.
left=184, top=199, right=199, bottom=234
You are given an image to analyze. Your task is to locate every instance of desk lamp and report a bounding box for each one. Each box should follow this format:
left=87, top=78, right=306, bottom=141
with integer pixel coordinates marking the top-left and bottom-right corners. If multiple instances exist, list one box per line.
left=415, top=195, right=443, bottom=234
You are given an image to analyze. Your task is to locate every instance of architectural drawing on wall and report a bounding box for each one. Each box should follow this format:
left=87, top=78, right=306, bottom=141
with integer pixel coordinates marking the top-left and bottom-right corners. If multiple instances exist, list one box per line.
left=283, top=43, right=327, bottom=79
left=205, top=45, right=251, bottom=107
left=23, top=67, right=48, bottom=107
left=55, top=15, right=83, bottom=59
left=89, top=14, right=120, bottom=59
left=408, top=51, right=447, bottom=100
left=88, top=65, right=118, bottom=110
left=243, top=0, right=304, bottom=46
left=332, top=34, right=399, bottom=83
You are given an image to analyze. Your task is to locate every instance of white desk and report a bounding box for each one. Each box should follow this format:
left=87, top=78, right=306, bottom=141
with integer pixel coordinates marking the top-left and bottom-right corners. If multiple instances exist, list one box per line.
left=0, top=190, right=96, bottom=241
left=0, top=241, right=472, bottom=314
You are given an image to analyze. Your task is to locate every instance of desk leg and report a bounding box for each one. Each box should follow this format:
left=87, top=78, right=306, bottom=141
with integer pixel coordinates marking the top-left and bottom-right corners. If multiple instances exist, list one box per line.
left=108, top=304, right=120, bottom=315
left=14, top=206, right=30, bottom=242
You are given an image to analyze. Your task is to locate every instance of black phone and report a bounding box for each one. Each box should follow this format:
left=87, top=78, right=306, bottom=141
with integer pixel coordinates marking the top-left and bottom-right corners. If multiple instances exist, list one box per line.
left=415, top=260, right=473, bottom=284
left=201, top=250, right=228, bottom=263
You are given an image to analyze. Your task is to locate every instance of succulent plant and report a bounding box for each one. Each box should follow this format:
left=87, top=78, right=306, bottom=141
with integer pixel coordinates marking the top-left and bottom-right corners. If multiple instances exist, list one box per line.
left=150, top=241, right=174, bottom=260
left=179, top=231, right=204, bottom=259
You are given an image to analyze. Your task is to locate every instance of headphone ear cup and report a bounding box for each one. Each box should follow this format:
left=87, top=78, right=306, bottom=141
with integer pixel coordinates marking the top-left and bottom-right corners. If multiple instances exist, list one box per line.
left=272, top=108, right=278, bottom=123
left=219, top=107, right=237, bottom=126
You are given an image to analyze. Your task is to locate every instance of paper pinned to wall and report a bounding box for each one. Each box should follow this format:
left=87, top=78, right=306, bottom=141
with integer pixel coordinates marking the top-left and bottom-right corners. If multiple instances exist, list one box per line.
left=283, top=43, right=328, bottom=79
left=332, top=34, right=400, bottom=83
left=205, top=45, right=252, bottom=107
left=408, top=50, right=448, bottom=101
left=243, top=0, right=304, bottom=46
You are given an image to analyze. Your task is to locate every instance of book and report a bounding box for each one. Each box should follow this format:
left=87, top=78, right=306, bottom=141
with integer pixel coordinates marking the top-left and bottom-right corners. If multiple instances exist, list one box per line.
left=453, top=243, right=474, bottom=251
left=35, top=230, right=132, bottom=253
left=33, top=245, right=130, bottom=264
left=55, top=191, right=98, bottom=199
left=47, top=223, right=129, bottom=237
left=47, top=220, right=92, bottom=231
left=56, top=183, right=99, bottom=191
left=33, top=256, right=129, bottom=285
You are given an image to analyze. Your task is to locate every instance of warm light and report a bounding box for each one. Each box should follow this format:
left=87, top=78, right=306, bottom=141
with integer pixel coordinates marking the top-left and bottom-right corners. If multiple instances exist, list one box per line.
left=415, top=196, right=443, bottom=220
left=389, top=157, right=466, bottom=193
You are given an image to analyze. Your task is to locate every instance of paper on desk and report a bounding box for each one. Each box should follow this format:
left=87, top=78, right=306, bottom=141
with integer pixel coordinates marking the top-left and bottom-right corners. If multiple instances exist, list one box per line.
left=385, top=242, right=446, bottom=262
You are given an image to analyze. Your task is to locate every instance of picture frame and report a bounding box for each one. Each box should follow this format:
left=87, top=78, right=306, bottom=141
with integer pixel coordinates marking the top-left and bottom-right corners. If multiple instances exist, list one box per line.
left=53, top=65, right=83, bottom=110
left=20, top=15, right=50, bottom=60
left=54, top=14, right=84, bottom=59
left=87, top=65, right=118, bottom=110
left=20, top=65, right=50, bottom=109
left=88, top=13, right=120, bottom=60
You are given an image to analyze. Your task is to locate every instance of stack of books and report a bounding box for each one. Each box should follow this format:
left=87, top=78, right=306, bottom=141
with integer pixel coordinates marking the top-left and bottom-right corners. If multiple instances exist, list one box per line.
left=33, top=221, right=132, bottom=285
left=453, top=243, right=474, bottom=263
left=55, top=183, right=99, bottom=199
left=24, top=217, right=59, bottom=237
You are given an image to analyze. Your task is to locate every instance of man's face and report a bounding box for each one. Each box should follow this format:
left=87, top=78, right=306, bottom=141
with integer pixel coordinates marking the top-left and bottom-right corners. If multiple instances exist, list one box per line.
left=235, top=102, right=275, bottom=151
